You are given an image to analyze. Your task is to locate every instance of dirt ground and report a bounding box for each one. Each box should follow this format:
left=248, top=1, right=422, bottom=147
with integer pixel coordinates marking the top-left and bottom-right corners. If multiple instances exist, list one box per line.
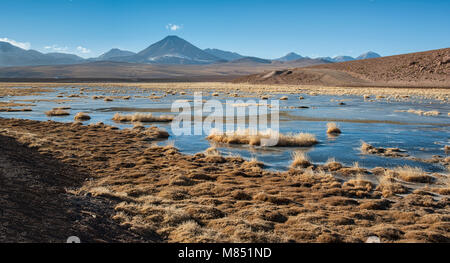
left=234, top=48, right=450, bottom=88
left=0, top=117, right=448, bottom=243
left=0, top=131, right=149, bottom=242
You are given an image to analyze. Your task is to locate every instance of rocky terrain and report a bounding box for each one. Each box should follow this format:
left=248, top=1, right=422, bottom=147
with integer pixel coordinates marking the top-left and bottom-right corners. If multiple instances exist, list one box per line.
left=234, top=48, right=450, bottom=87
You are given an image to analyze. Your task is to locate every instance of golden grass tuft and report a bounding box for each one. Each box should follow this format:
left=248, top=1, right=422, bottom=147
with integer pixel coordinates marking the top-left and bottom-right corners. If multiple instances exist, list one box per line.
left=242, top=157, right=264, bottom=169
left=204, top=146, right=221, bottom=156
left=326, top=122, right=341, bottom=134
left=207, top=128, right=318, bottom=147
left=360, top=141, right=373, bottom=152
left=423, top=110, right=440, bottom=116
left=112, top=113, right=174, bottom=123
left=324, top=157, right=342, bottom=171
left=45, top=109, right=70, bottom=117
left=396, top=109, right=441, bottom=116
left=394, top=166, right=434, bottom=183
left=290, top=151, right=312, bottom=168
left=280, top=96, right=288, bottom=100
left=376, top=172, right=409, bottom=197
left=74, top=112, right=91, bottom=121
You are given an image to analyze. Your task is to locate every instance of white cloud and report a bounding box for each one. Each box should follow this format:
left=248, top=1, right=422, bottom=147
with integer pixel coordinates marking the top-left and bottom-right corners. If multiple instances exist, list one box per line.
left=76, top=46, right=91, bottom=54
left=166, top=23, right=182, bottom=31
left=44, top=45, right=69, bottom=53
left=0, top=37, right=31, bottom=50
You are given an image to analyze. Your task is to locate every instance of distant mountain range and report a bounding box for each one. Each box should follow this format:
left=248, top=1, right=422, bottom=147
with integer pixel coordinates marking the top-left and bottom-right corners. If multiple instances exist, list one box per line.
left=0, top=35, right=381, bottom=67
left=94, top=48, right=136, bottom=61
left=203, top=48, right=244, bottom=61
left=0, top=41, right=84, bottom=67
left=274, top=52, right=304, bottom=62
left=319, top=51, right=381, bottom=63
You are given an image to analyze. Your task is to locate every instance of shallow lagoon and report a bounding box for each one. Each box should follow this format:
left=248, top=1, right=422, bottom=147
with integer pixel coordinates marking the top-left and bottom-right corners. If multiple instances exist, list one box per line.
left=1, top=85, right=449, bottom=172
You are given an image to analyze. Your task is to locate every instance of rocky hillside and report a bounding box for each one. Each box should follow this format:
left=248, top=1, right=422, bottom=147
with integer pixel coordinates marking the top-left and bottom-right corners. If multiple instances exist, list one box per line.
left=235, top=48, right=450, bottom=87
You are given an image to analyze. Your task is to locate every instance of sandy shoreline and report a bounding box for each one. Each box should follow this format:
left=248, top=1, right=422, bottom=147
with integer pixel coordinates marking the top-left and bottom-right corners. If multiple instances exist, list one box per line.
left=0, top=117, right=448, bottom=242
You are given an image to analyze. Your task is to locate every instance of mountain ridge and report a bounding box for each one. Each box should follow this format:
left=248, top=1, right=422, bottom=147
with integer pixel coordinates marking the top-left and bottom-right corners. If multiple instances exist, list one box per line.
left=203, top=48, right=244, bottom=61
left=1, top=36, right=383, bottom=67
left=274, top=52, right=303, bottom=62
left=0, top=41, right=85, bottom=67
left=96, top=48, right=136, bottom=60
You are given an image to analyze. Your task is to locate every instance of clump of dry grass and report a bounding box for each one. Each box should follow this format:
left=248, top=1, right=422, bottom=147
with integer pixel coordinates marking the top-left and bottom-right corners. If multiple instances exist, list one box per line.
left=74, top=112, right=91, bottom=121
left=207, top=128, right=318, bottom=147
left=326, top=122, right=341, bottom=134
left=133, top=122, right=144, bottom=129
left=338, top=162, right=366, bottom=176
left=104, top=97, right=113, bottom=102
left=423, top=110, right=440, bottom=116
left=45, top=109, right=70, bottom=116
left=112, top=113, right=174, bottom=123
left=360, top=141, right=374, bottom=153
left=243, top=157, right=264, bottom=168
left=344, top=174, right=374, bottom=192
left=0, top=107, right=32, bottom=112
left=393, top=166, right=434, bottom=183
left=291, top=151, right=312, bottom=168
left=396, top=109, right=441, bottom=116
left=324, top=157, right=342, bottom=171
left=280, top=96, right=288, bottom=100
left=376, top=172, right=409, bottom=197
left=204, top=146, right=221, bottom=156
left=360, top=141, right=409, bottom=158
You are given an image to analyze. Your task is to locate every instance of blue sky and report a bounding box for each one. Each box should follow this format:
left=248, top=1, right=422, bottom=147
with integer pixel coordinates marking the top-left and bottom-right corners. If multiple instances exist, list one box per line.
left=1, top=0, right=449, bottom=58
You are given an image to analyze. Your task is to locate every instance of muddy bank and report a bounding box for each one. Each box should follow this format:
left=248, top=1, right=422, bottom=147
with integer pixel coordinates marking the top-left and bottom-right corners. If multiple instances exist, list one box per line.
left=0, top=117, right=449, bottom=243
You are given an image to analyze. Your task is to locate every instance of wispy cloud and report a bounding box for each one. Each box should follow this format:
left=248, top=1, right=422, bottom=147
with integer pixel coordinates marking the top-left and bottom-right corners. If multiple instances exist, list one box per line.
left=0, top=37, right=31, bottom=50
left=166, top=23, right=182, bottom=31
left=44, top=45, right=69, bottom=53
left=43, top=44, right=92, bottom=57
left=76, top=46, right=91, bottom=54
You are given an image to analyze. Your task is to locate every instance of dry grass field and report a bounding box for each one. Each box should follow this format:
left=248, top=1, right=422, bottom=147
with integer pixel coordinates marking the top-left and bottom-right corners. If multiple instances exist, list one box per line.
left=0, top=117, right=448, bottom=243
left=0, top=82, right=448, bottom=103
left=0, top=82, right=449, bottom=243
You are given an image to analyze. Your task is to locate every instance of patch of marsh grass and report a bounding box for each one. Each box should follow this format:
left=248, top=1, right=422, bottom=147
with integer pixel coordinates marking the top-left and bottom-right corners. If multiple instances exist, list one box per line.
left=113, top=113, right=174, bottom=123
left=207, top=128, right=318, bottom=147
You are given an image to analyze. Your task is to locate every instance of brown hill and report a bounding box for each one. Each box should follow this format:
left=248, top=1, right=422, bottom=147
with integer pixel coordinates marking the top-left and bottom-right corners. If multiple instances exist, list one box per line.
left=234, top=48, right=450, bottom=87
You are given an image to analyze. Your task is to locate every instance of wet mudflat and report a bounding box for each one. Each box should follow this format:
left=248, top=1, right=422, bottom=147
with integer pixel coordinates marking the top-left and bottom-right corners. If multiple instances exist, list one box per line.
left=1, top=83, right=448, bottom=172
